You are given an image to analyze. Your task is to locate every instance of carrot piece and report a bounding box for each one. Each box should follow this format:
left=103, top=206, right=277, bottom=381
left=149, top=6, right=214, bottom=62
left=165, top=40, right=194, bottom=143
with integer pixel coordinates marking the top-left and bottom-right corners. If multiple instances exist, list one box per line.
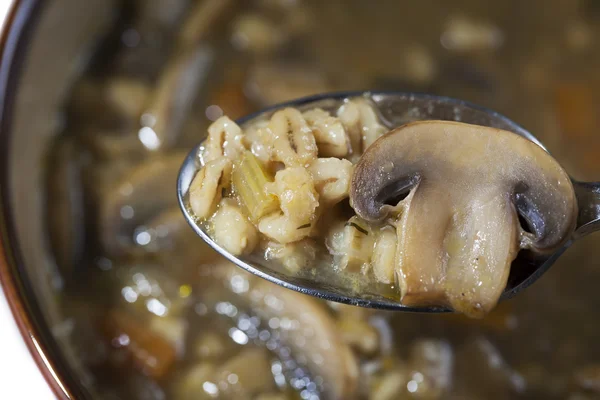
left=102, top=310, right=177, bottom=380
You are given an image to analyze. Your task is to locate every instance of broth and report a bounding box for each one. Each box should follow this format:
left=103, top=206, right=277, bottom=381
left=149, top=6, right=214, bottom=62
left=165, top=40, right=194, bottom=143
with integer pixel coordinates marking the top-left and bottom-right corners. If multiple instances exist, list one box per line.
left=46, top=0, right=600, bottom=399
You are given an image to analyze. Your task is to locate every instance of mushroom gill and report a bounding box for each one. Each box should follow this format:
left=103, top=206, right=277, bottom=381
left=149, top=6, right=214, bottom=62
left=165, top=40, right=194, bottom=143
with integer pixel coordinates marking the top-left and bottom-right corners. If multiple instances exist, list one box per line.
left=350, top=121, right=577, bottom=317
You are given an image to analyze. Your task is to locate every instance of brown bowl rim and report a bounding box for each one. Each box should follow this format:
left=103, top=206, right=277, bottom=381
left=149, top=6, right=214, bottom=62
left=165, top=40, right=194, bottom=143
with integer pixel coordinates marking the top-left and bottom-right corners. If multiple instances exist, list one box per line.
left=0, top=0, right=88, bottom=398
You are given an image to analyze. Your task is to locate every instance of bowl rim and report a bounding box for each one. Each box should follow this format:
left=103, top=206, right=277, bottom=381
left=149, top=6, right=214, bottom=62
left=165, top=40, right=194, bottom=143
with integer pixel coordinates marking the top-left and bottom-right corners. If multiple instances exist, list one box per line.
left=0, top=0, right=87, bottom=398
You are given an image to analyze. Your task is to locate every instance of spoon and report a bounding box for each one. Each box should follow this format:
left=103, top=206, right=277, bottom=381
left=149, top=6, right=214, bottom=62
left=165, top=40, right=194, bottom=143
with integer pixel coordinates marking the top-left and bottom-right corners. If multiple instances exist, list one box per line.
left=177, top=91, right=600, bottom=312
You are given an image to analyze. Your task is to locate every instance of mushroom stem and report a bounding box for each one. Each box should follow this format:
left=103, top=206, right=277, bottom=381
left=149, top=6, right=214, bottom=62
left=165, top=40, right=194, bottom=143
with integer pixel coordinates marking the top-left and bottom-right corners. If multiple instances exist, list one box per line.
left=350, top=120, right=577, bottom=316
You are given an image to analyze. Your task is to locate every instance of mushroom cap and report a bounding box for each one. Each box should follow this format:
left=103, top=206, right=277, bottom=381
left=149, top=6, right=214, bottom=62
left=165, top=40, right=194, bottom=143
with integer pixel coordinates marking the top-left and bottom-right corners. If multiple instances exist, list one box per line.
left=350, top=120, right=577, bottom=316
left=350, top=120, right=577, bottom=254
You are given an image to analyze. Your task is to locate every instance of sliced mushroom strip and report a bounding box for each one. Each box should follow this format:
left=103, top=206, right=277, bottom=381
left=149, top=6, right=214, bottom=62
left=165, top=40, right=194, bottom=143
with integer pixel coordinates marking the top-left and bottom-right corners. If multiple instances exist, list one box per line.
left=236, top=274, right=360, bottom=400
left=196, top=262, right=360, bottom=399
left=350, top=121, right=577, bottom=317
left=136, top=0, right=238, bottom=150
left=99, top=153, right=186, bottom=257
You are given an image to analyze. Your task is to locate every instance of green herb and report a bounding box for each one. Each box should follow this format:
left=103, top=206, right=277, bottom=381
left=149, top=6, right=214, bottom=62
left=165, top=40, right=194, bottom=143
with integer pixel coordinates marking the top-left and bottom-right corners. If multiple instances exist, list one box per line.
left=345, top=221, right=369, bottom=235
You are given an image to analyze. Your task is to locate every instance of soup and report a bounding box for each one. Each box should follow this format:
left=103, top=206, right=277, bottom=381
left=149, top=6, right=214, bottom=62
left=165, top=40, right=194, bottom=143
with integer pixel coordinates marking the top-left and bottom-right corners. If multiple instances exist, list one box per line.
left=46, top=0, right=600, bottom=399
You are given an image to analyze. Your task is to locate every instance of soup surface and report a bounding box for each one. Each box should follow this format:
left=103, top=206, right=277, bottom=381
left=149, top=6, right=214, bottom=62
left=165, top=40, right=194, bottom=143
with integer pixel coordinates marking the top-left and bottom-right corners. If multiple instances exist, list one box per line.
left=46, top=0, right=600, bottom=399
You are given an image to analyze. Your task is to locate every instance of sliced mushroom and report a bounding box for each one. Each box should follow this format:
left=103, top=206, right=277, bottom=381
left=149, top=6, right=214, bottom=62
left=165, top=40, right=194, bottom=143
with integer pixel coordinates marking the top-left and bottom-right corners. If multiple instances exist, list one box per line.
left=239, top=277, right=360, bottom=400
left=197, top=261, right=360, bottom=399
left=350, top=121, right=577, bottom=317
left=99, top=153, right=185, bottom=257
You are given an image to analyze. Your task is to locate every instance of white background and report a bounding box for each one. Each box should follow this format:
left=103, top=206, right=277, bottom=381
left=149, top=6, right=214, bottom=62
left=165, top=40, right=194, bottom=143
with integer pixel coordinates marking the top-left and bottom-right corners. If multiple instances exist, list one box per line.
left=0, top=1, right=55, bottom=398
left=0, top=287, right=54, bottom=398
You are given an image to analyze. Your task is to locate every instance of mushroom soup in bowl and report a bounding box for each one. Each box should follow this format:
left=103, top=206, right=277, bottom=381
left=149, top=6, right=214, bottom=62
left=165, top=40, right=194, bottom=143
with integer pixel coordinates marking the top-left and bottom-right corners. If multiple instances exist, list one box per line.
left=1, top=0, right=600, bottom=399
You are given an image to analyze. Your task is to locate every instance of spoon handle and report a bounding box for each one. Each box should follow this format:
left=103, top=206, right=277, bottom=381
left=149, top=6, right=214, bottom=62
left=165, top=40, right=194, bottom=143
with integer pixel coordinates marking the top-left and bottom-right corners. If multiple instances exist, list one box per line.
left=573, top=181, right=600, bottom=238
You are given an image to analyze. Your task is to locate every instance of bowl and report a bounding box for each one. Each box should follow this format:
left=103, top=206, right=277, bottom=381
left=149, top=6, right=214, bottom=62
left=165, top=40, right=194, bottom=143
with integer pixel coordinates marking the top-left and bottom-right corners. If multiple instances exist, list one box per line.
left=1, top=1, right=600, bottom=399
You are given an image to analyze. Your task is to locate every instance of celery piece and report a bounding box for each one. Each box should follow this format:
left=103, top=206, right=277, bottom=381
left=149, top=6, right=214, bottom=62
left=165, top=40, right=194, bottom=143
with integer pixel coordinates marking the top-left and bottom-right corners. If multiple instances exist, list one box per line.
left=232, top=151, right=279, bottom=221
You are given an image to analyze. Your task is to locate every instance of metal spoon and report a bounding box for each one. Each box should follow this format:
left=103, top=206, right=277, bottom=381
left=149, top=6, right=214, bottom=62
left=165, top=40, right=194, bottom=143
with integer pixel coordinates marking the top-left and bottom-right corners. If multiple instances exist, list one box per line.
left=177, top=91, right=600, bottom=312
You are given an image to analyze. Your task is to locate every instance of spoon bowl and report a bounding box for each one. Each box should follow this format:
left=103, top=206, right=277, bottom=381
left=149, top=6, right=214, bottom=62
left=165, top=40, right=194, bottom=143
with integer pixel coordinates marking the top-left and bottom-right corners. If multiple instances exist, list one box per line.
left=177, top=91, right=600, bottom=312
